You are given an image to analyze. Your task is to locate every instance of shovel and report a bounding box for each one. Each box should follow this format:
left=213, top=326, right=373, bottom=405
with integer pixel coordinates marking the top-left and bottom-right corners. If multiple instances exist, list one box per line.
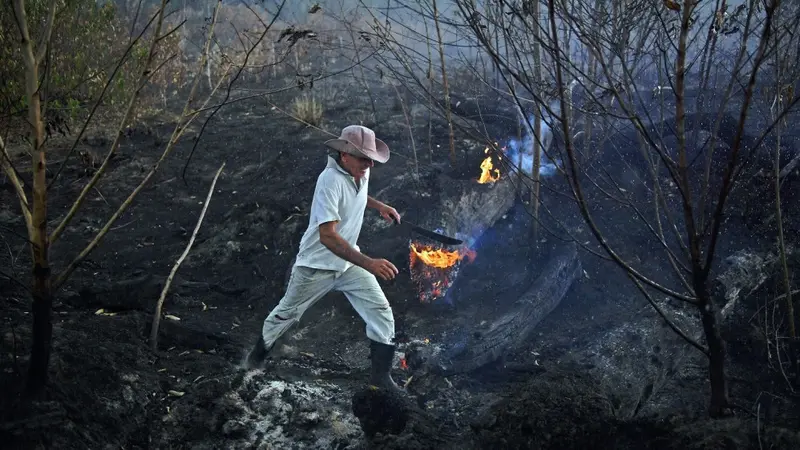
left=392, top=217, right=463, bottom=246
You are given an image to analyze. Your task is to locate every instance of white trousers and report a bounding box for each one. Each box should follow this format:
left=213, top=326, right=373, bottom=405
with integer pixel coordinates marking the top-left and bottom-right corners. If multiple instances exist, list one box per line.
left=261, top=264, right=396, bottom=347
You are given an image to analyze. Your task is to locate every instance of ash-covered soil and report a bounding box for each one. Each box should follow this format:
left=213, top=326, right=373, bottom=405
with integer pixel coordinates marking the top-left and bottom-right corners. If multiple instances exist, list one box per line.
left=2, top=80, right=800, bottom=449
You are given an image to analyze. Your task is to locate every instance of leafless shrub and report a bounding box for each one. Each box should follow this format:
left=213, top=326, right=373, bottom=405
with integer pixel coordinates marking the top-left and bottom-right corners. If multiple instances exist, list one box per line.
left=290, top=94, right=324, bottom=126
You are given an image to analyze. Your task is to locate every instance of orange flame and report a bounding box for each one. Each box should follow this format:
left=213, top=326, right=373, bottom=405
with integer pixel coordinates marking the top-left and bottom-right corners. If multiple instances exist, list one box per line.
left=410, top=242, right=476, bottom=269
left=477, top=148, right=500, bottom=184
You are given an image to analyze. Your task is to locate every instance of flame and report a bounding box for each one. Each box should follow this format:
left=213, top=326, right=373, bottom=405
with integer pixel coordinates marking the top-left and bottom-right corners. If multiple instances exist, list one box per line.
left=399, top=358, right=408, bottom=370
left=409, top=241, right=477, bottom=302
left=410, top=242, right=476, bottom=269
left=477, top=148, right=500, bottom=184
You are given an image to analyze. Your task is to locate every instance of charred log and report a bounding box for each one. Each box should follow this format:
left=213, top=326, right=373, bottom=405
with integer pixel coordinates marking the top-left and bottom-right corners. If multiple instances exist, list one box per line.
left=414, top=243, right=581, bottom=374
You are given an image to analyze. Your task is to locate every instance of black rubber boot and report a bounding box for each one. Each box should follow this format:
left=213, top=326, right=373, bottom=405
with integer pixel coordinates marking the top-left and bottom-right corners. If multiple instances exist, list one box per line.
left=369, top=340, right=405, bottom=394
left=244, top=334, right=270, bottom=369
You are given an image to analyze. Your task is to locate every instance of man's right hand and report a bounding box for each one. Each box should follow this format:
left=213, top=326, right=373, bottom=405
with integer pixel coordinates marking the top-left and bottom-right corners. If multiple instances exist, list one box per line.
left=365, top=257, right=399, bottom=281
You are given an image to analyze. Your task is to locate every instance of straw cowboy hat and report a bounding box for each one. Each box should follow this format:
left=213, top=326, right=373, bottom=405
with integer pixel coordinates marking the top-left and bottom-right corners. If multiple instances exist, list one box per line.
left=324, top=125, right=390, bottom=163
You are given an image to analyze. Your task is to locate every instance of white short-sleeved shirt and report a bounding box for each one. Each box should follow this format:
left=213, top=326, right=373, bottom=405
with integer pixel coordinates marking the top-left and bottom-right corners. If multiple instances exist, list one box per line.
left=293, top=155, right=369, bottom=273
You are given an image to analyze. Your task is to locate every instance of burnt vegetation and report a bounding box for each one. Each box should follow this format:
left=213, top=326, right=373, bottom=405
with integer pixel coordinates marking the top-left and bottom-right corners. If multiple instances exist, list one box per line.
left=2, top=0, right=800, bottom=448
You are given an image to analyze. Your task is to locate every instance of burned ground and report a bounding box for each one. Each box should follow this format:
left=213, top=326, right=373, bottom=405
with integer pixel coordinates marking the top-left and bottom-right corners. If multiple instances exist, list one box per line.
left=2, top=77, right=800, bottom=449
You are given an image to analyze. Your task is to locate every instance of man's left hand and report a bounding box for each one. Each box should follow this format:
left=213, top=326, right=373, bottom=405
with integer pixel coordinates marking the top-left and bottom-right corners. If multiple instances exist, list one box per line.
left=378, top=204, right=401, bottom=224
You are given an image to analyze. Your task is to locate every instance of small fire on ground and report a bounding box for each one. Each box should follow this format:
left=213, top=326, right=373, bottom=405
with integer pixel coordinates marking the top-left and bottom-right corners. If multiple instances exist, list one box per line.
left=477, top=147, right=501, bottom=184
left=409, top=241, right=477, bottom=303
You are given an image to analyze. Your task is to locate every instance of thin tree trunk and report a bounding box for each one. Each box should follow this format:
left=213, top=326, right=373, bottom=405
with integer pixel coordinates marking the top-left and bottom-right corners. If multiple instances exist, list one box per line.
left=773, top=93, right=797, bottom=378
left=345, top=13, right=377, bottom=118
left=530, top=0, right=542, bottom=244
left=675, top=0, right=729, bottom=417
left=696, top=0, right=725, bottom=230
left=697, top=283, right=730, bottom=417
left=774, top=109, right=795, bottom=338
left=432, top=0, right=456, bottom=166
left=12, top=0, right=52, bottom=397
left=423, top=15, right=435, bottom=162
left=516, top=105, right=524, bottom=197
left=583, top=52, right=596, bottom=160
left=392, top=83, right=418, bottom=177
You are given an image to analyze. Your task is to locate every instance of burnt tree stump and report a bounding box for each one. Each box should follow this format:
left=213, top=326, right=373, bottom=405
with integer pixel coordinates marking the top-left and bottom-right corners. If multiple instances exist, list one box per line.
left=409, top=243, right=582, bottom=374
left=408, top=171, right=517, bottom=303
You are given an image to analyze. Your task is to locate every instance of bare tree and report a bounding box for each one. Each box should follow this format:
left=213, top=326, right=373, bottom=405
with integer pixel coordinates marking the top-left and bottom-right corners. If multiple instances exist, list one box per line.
left=1, top=0, right=288, bottom=396
left=519, top=0, right=795, bottom=416
left=765, top=0, right=800, bottom=380
left=357, top=0, right=800, bottom=417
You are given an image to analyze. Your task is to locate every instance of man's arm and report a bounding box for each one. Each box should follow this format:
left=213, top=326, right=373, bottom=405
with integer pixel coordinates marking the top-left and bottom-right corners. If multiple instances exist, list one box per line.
left=367, top=196, right=401, bottom=223
left=318, top=221, right=372, bottom=268
left=319, top=221, right=398, bottom=280
left=367, top=196, right=386, bottom=210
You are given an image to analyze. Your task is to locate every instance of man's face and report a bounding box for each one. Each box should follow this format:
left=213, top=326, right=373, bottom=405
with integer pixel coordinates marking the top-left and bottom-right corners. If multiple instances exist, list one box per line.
left=340, top=152, right=374, bottom=180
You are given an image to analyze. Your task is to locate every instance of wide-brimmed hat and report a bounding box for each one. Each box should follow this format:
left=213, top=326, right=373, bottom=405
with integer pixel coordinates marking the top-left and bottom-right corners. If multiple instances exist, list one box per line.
left=324, top=125, right=390, bottom=163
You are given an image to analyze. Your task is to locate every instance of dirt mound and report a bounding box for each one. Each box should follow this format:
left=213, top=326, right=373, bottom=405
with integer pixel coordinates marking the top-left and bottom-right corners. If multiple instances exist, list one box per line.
left=467, top=369, right=800, bottom=450
left=653, top=417, right=800, bottom=450
left=469, top=370, right=618, bottom=449
left=351, top=386, right=465, bottom=449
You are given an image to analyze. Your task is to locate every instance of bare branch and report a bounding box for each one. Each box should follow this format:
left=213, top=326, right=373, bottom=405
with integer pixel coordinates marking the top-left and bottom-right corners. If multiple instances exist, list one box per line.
left=627, top=271, right=708, bottom=356
left=0, top=136, right=32, bottom=232
left=180, top=0, right=288, bottom=183
left=704, top=0, right=781, bottom=277
left=547, top=0, right=696, bottom=304
left=35, top=1, right=58, bottom=65
left=47, top=7, right=166, bottom=191
left=53, top=0, right=226, bottom=291
left=150, top=162, right=225, bottom=351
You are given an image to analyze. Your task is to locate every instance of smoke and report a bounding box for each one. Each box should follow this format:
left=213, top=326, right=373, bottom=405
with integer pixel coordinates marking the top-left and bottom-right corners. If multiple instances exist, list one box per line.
left=503, top=113, right=559, bottom=177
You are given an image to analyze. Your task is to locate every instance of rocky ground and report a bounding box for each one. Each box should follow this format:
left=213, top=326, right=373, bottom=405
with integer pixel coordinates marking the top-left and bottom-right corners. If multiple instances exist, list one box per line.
left=2, top=77, right=800, bottom=449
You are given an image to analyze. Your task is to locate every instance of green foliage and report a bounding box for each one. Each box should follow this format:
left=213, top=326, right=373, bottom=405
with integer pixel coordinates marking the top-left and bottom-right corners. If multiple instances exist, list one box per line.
left=0, top=0, right=150, bottom=123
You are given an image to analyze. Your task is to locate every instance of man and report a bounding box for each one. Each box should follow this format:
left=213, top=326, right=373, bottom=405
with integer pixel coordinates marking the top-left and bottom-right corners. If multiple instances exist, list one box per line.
left=245, top=125, right=404, bottom=393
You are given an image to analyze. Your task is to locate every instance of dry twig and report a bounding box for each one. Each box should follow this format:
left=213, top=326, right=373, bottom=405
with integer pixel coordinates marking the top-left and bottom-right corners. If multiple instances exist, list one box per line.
left=431, top=0, right=456, bottom=166
left=150, top=162, right=226, bottom=351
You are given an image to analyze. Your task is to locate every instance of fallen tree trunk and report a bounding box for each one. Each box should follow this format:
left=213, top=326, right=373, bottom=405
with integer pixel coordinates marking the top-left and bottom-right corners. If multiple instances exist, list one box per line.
left=410, top=243, right=581, bottom=375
